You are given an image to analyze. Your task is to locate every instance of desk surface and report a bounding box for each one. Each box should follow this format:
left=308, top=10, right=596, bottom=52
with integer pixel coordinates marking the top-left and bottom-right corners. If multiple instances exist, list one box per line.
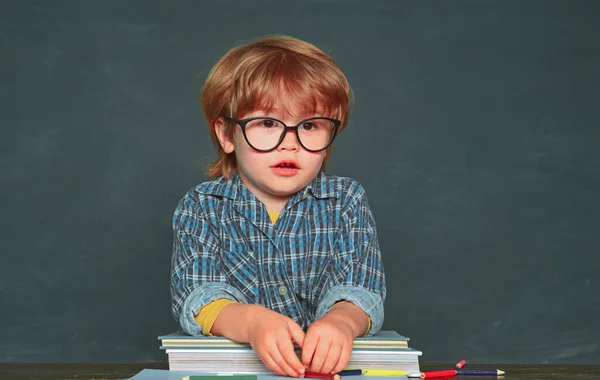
left=1, top=363, right=600, bottom=380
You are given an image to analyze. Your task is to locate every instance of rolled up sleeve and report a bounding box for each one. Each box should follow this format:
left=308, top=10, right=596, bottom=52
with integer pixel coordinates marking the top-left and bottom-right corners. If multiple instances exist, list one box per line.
left=316, top=184, right=386, bottom=335
left=179, top=282, right=247, bottom=336
left=171, top=197, right=248, bottom=336
left=316, top=285, right=384, bottom=335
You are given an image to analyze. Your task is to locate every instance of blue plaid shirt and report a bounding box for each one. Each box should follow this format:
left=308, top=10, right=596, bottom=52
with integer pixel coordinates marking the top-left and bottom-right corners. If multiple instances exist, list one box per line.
left=171, top=172, right=386, bottom=336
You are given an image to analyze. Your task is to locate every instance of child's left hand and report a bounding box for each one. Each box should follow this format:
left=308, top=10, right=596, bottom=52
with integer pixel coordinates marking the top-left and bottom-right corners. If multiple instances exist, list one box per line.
left=300, top=312, right=355, bottom=374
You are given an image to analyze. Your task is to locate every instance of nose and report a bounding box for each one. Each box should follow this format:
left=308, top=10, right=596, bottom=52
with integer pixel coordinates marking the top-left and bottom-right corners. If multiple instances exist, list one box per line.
left=277, top=129, right=299, bottom=151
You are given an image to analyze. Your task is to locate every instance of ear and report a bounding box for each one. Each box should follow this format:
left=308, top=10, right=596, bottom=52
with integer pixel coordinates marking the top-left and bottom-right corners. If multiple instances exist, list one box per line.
left=213, top=118, right=235, bottom=154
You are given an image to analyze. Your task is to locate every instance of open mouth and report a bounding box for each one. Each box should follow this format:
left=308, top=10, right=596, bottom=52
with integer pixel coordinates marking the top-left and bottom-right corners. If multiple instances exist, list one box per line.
left=272, top=161, right=299, bottom=169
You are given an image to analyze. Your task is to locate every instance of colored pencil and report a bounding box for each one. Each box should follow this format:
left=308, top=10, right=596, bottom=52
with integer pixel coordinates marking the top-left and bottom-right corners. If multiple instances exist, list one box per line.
left=305, top=371, right=341, bottom=380
left=408, top=370, right=457, bottom=378
left=456, top=369, right=504, bottom=376
left=337, top=369, right=363, bottom=376
left=455, top=360, right=467, bottom=369
left=437, top=369, right=505, bottom=376
left=338, top=369, right=409, bottom=376
left=362, top=369, right=409, bottom=376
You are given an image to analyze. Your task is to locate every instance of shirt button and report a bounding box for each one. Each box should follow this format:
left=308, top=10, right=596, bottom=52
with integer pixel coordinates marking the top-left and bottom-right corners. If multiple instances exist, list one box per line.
left=278, top=286, right=288, bottom=295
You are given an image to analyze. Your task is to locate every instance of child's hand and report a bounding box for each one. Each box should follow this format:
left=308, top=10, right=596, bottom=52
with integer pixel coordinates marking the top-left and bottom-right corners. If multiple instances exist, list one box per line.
left=301, top=315, right=354, bottom=374
left=248, top=306, right=306, bottom=377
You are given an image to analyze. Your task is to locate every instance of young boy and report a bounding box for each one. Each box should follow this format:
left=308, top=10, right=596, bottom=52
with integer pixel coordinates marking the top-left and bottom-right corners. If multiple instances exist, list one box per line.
left=170, top=35, right=386, bottom=378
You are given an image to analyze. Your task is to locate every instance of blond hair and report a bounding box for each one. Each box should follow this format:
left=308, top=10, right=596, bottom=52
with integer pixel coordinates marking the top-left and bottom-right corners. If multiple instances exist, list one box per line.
left=200, top=35, right=352, bottom=178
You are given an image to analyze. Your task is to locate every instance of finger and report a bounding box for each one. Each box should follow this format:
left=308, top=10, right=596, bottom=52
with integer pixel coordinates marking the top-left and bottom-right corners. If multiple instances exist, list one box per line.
left=289, top=321, right=305, bottom=349
left=301, top=332, right=319, bottom=367
left=272, top=341, right=301, bottom=377
left=309, top=339, right=332, bottom=373
left=332, top=342, right=352, bottom=374
left=259, top=351, right=286, bottom=376
left=278, top=334, right=305, bottom=375
left=321, top=342, right=344, bottom=374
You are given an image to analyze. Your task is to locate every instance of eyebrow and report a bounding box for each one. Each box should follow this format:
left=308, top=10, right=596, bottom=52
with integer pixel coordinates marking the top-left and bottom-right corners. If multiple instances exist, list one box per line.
left=255, top=109, right=324, bottom=120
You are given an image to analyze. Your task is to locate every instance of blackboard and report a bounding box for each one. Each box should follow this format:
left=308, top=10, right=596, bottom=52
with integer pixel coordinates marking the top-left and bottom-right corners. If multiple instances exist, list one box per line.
left=1, top=0, right=599, bottom=364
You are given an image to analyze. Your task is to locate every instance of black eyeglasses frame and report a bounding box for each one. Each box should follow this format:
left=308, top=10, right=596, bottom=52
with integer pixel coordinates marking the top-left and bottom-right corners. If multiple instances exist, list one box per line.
left=222, top=116, right=341, bottom=153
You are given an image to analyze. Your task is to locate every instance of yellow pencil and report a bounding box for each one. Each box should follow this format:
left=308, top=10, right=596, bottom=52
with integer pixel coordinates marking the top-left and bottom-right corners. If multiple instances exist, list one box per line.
left=361, top=369, right=409, bottom=376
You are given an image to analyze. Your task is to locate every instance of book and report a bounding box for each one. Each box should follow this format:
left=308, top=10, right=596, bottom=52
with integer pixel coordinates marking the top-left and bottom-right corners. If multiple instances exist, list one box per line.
left=159, top=330, right=409, bottom=349
left=157, top=330, right=421, bottom=374
left=125, top=369, right=410, bottom=380
left=164, top=347, right=422, bottom=373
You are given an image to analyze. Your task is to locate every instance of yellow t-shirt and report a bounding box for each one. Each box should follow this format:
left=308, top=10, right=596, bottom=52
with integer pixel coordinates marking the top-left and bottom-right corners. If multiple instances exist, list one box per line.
left=194, top=298, right=236, bottom=336
left=267, top=210, right=280, bottom=224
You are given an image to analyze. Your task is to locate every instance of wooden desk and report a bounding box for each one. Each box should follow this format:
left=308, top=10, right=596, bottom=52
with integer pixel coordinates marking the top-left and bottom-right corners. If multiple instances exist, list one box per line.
left=1, top=363, right=600, bottom=380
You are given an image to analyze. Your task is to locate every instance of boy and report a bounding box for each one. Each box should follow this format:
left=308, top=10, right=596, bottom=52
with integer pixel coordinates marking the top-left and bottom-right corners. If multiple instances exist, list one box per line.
left=171, top=35, right=386, bottom=377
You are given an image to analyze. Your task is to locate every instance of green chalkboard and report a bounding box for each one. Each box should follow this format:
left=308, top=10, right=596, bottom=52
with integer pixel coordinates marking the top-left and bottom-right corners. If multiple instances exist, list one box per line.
left=1, top=0, right=599, bottom=364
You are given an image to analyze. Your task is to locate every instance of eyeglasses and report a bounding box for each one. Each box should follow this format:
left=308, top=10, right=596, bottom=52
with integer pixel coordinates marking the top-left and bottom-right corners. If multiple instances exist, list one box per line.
left=223, top=116, right=341, bottom=152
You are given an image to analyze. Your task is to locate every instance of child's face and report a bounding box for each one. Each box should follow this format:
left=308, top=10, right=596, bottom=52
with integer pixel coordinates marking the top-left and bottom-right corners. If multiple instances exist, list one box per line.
left=217, top=102, right=328, bottom=206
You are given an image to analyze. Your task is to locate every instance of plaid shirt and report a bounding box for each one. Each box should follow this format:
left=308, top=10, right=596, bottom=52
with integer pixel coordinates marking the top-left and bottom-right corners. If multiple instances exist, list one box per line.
left=171, top=172, right=386, bottom=336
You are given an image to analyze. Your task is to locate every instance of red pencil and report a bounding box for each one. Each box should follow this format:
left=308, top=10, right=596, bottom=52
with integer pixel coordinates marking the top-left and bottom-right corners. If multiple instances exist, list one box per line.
left=456, top=360, right=467, bottom=369
left=305, top=371, right=341, bottom=380
left=420, top=370, right=457, bottom=378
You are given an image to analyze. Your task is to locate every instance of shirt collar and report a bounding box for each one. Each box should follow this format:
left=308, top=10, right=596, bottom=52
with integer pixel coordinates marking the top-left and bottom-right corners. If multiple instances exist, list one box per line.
left=199, top=171, right=340, bottom=200
left=298, top=171, right=340, bottom=200
left=196, top=174, right=239, bottom=200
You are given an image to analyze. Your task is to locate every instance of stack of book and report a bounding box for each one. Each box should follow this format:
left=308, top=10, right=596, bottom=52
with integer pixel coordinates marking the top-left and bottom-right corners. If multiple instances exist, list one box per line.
left=158, top=330, right=422, bottom=374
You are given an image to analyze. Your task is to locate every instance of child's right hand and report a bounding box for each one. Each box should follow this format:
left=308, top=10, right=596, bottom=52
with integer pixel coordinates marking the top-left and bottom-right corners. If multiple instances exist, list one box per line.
left=248, top=306, right=306, bottom=377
